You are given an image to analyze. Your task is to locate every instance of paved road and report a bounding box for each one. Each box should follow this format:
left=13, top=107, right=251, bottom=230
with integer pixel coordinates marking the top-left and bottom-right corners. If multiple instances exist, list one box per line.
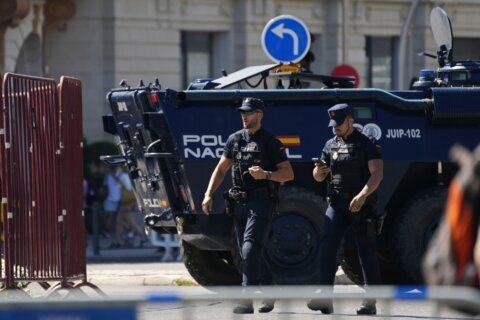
left=11, top=262, right=479, bottom=320
left=83, top=262, right=476, bottom=320
left=85, top=284, right=476, bottom=320
left=85, top=262, right=352, bottom=286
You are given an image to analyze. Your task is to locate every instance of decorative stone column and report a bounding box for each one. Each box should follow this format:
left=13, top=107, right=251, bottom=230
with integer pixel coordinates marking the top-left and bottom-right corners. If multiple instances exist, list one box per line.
left=42, top=0, right=75, bottom=76
left=0, top=0, right=31, bottom=72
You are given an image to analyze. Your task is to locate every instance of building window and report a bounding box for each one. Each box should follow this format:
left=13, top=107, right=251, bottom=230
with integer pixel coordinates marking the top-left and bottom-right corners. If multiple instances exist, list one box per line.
left=308, top=34, right=323, bottom=73
left=181, top=32, right=213, bottom=89
left=452, top=38, right=480, bottom=61
left=366, top=37, right=397, bottom=90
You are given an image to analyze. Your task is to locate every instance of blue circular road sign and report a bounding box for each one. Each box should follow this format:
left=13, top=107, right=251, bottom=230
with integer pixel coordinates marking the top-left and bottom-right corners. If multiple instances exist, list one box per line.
left=261, top=15, right=311, bottom=63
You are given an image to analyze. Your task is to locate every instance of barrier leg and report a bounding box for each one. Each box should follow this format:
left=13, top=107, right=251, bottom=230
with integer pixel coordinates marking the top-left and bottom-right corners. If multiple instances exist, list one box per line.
left=74, top=281, right=107, bottom=298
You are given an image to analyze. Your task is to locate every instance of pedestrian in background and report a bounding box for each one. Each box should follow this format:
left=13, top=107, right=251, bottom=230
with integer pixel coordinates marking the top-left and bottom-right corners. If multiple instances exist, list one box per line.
left=310, top=103, right=383, bottom=315
left=109, top=167, right=149, bottom=249
left=102, top=166, right=123, bottom=238
left=202, top=97, right=294, bottom=314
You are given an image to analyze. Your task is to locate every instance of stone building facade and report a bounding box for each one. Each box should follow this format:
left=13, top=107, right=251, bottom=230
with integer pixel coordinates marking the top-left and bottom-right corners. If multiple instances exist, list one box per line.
left=2, top=0, right=480, bottom=142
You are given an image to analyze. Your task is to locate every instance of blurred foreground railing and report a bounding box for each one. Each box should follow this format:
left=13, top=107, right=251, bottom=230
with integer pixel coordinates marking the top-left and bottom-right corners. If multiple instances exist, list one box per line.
left=0, top=285, right=478, bottom=319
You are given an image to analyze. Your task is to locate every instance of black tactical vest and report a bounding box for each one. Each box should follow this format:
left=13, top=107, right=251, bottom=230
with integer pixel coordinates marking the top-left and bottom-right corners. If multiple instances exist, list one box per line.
left=329, top=132, right=370, bottom=194
left=231, top=129, right=277, bottom=192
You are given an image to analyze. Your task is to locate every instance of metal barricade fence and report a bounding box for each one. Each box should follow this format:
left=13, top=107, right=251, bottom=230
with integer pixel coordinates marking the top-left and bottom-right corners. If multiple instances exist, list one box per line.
left=0, top=285, right=478, bottom=319
left=1, top=74, right=61, bottom=292
left=142, top=285, right=480, bottom=319
left=0, top=73, right=3, bottom=284
left=0, top=73, right=101, bottom=297
left=57, top=77, right=86, bottom=282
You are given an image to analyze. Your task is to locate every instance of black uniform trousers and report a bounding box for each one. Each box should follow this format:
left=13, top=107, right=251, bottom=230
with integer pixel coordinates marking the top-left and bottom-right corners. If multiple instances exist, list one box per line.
left=319, top=199, right=381, bottom=286
left=233, top=198, right=274, bottom=287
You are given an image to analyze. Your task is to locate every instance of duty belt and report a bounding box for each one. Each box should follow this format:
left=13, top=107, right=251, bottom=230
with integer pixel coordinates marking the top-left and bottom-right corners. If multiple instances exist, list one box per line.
left=228, top=188, right=247, bottom=200
left=228, top=187, right=273, bottom=201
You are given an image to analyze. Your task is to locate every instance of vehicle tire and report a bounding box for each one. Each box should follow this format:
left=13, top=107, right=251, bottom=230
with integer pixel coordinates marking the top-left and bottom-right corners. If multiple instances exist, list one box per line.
left=264, top=186, right=327, bottom=284
left=182, top=240, right=241, bottom=286
left=340, top=188, right=447, bottom=285
left=392, top=188, right=446, bottom=284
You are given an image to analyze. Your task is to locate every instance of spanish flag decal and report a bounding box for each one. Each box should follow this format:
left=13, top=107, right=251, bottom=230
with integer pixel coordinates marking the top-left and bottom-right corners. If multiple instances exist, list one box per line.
left=277, top=136, right=301, bottom=147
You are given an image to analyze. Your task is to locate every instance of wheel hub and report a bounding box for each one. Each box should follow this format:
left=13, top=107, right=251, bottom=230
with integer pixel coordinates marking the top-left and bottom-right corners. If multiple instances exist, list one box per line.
left=265, top=213, right=317, bottom=266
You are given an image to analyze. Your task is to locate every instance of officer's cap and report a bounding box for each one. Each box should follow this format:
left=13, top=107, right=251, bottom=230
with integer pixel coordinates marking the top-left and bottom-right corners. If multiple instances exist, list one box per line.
left=327, top=103, right=352, bottom=127
left=238, top=97, right=265, bottom=112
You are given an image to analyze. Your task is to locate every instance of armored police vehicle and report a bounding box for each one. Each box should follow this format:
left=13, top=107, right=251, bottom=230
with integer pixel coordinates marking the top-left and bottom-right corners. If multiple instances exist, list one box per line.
left=102, top=8, right=480, bottom=285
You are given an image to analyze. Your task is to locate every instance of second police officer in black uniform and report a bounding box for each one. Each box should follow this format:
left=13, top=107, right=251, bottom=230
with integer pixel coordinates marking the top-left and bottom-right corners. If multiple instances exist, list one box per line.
left=310, top=103, right=383, bottom=315
left=202, top=97, right=294, bottom=314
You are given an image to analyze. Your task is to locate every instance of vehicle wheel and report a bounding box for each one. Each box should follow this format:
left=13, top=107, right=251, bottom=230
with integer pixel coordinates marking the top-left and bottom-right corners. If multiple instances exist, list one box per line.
left=392, top=188, right=446, bottom=284
left=264, top=186, right=327, bottom=284
left=182, top=240, right=241, bottom=286
left=341, top=188, right=446, bottom=285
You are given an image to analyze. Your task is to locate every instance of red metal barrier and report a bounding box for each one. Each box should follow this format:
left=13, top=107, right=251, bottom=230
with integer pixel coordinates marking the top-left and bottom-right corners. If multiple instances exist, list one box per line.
left=58, top=76, right=85, bottom=281
left=2, top=73, right=61, bottom=291
left=0, top=73, right=3, bottom=285
left=0, top=73, right=101, bottom=297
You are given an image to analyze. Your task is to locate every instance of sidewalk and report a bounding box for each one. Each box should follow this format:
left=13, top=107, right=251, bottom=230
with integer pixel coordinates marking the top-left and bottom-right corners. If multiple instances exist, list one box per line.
left=85, top=235, right=352, bottom=287
left=86, top=262, right=194, bottom=287
left=85, top=235, right=188, bottom=286
left=86, top=234, right=181, bottom=263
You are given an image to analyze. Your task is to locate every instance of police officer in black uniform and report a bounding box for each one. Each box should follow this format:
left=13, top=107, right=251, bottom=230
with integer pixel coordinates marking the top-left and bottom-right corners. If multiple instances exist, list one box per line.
left=202, top=97, right=294, bottom=314
left=309, top=103, right=383, bottom=315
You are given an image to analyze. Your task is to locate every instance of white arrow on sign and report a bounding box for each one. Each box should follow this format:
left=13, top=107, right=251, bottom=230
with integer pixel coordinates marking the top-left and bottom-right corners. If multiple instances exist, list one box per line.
left=271, top=23, right=299, bottom=55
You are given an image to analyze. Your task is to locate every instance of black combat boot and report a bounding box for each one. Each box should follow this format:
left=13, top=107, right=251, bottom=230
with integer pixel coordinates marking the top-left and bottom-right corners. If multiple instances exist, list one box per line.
left=258, top=299, right=275, bottom=313
left=356, top=299, right=376, bottom=315
left=307, top=299, right=333, bottom=314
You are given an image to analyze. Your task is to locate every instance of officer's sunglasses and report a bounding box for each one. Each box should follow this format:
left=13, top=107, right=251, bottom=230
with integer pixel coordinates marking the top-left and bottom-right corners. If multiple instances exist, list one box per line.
left=240, top=111, right=262, bottom=116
